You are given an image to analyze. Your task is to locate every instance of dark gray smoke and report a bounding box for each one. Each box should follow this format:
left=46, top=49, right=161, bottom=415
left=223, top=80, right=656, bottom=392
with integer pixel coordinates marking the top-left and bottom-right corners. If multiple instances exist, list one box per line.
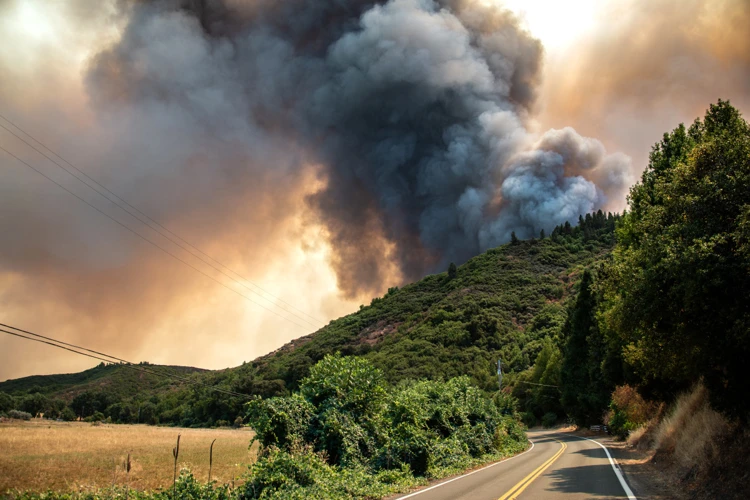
left=88, top=0, right=631, bottom=297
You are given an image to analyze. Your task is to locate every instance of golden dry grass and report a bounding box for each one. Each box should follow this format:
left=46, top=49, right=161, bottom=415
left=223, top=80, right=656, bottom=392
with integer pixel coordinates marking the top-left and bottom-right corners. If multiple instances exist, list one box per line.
left=653, top=383, right=730, bottom=472
left=626, top=425, right=648, bottom=448
left=0, top=419, right=258, bottom=493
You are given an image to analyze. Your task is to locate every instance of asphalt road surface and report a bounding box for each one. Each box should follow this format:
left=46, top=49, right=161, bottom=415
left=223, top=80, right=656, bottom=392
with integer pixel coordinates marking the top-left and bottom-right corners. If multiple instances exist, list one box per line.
left=394, top=430, right=637, bottom=500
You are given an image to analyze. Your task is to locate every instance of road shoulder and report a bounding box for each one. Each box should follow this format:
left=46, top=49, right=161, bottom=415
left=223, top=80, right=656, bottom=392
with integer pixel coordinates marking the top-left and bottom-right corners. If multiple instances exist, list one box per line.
left=582, top=432, right=684, bottom=500
left=384, top=441, right=535, bottom=499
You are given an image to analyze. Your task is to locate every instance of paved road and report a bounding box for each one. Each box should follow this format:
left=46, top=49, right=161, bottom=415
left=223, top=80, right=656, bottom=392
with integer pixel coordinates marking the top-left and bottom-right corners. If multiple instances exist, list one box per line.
left=395, top=430, right=636, bottom=500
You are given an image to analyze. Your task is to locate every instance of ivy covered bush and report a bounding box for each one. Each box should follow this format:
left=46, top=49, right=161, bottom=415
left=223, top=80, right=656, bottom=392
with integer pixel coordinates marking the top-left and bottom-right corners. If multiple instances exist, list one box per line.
left=241, top=354, right=527, bottom=497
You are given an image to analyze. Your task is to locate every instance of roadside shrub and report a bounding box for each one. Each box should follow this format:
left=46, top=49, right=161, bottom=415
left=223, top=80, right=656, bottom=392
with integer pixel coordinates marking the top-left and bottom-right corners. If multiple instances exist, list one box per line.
left=611, top=385, right=655, bottom=424
left=243, top=354, right=528, bottom=496
left=239, top=446, right=332, bottom=498
left=237, top=446, right=422, bottom=500
left=521, top=411, right=537, bottom=427
left=8, top=409, right=32, bottom=420
left=541, top=412, right=557, bottom=428
left=493, top=416, right=526, bottom=453
left=170, top=469, right=233, bottom=500
left=607, top=408, right=634, bottom=439
left=606, top=385, right=656, bottom=438
left=247, top=394, right=314, bottom=450
left=427, top=436, right=469, bottom=474
left=493, top=392, right=519, bottom=416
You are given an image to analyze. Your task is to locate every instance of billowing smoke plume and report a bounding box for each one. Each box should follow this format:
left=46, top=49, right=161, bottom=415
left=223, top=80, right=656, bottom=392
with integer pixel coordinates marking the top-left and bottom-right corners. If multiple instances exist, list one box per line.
left=87, top=0, right=631, bottom=297
left=538, top=0, right=750, bottom=174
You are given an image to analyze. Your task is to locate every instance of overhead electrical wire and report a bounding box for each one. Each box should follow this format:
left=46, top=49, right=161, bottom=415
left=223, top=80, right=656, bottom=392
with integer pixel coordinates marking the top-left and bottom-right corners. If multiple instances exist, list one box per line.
left=0, top=322, right=253, bottom=400
left=516, top=380, right=561, bottom=390
left=0, top=114, right=326, bottom=329
left=0, top=144, right=317, bottom=332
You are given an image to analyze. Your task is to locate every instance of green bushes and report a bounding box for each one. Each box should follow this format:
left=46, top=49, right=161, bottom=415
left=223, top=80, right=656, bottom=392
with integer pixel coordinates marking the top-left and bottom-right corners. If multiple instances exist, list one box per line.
left=237, top=446, right=419, bottom=499
left=7, top=409, right=32, bottom=420
left=605, top=385, right=657, bottom=438
left=242, top=354, right=528, bottom=496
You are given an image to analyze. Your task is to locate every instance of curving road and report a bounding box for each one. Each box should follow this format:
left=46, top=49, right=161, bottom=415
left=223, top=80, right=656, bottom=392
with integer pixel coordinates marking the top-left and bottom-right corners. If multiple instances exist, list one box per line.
left=394, top=430, right=636, bottom=500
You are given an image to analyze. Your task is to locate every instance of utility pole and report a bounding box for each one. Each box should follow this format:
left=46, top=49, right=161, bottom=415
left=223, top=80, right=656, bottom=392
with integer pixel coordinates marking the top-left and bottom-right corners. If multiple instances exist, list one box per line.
left=497, top=359, right=503, bottom=390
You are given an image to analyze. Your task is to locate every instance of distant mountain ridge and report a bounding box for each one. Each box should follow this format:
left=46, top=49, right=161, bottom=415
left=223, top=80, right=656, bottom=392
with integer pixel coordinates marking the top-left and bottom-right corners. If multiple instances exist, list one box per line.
left=0, top=362, right=206, bottom=402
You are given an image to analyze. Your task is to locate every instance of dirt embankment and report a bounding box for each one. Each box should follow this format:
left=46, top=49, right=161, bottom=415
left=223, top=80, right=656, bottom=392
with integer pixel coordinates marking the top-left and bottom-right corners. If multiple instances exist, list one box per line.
left=592, top=384, right=750, bottom=500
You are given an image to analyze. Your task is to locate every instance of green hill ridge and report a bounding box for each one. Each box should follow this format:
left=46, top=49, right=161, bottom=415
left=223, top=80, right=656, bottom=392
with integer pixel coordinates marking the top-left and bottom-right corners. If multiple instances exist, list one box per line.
left=1, top=213, right=618, bottom=426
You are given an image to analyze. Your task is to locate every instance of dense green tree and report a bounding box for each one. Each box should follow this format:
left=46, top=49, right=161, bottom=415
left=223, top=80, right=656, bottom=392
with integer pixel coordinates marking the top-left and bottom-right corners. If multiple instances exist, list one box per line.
left=20, top=392, right=49, bottom=417
left=606, top=100, right=750, bottom=418
left=447, top=262, right=458, bottom=280
left=0, top=391, right=13, bottom=412
left=70, top=391, right=103, bottom=418
left=512, top=339, right=563, bottom=423
left=43, top=399, right=68, bottom=419
left=60, top=406, right=77, bottom=421
left=560, top=270, right=613, bottom=425
left=139, top=402, right=158, bottom=425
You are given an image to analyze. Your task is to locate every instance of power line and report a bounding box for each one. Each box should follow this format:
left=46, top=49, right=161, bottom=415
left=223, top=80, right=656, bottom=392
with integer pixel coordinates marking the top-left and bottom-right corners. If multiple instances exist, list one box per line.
left=0, top=114, right=325, bottom=328
left=0, top=144, right=314, bottom=332
left=0, top=326, right=250, bottom=399
left=517, top=381, right=561, bottom=390
left=0, top=323, right=252, bottom=400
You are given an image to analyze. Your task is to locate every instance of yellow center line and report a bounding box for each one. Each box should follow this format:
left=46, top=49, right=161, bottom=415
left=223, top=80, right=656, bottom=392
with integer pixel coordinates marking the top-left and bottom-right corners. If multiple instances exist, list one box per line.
left=497, top=438, right=567, bottom=500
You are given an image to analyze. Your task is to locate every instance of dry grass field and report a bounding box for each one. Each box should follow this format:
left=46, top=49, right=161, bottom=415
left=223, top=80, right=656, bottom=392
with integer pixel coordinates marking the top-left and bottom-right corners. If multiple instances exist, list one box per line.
left=0, top=419, right=257, bottom=493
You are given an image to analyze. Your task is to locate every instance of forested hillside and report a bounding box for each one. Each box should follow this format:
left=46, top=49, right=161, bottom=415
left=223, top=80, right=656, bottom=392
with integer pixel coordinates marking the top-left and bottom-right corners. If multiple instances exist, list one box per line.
left=0, top=363, right=206, bottom=422
left=1, top=212, right=619, bottom=426
left=0, top=363, right=204, bottom=397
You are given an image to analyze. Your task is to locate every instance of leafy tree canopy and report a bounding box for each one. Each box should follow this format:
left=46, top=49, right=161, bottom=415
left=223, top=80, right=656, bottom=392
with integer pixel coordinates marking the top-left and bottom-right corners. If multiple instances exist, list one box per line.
left=606, top=100, right=750, bottom=418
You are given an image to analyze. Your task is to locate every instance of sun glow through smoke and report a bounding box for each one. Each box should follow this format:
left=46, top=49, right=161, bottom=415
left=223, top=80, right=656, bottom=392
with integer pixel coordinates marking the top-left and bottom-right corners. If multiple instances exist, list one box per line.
left=497, top=0, right=600, bottom=51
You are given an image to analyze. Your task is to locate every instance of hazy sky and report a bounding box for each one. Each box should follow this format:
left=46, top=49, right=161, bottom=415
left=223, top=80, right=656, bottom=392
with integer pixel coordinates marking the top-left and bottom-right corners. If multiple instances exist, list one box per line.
left=1, top=0, right=748, bottom=381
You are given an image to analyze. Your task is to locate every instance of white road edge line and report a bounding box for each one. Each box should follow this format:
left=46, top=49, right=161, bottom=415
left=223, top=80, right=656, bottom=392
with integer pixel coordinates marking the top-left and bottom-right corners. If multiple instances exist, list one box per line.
left=394, top=440, right=536, bottom=499
left=569, top=434, right=637, bottom=500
